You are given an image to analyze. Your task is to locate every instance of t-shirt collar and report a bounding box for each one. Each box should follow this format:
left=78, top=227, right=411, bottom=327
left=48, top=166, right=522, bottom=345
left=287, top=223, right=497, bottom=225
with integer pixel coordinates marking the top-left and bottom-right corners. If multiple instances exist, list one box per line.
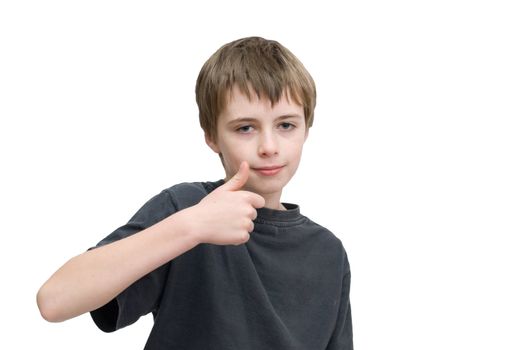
left=205, top=179, right=303, bottom=225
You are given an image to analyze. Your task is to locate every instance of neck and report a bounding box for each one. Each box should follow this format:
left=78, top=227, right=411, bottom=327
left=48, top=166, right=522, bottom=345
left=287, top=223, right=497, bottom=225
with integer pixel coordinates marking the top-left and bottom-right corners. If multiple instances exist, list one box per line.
left=261, top=191, right=286, bottom=210
left=221, top=175, right=286, bottom=211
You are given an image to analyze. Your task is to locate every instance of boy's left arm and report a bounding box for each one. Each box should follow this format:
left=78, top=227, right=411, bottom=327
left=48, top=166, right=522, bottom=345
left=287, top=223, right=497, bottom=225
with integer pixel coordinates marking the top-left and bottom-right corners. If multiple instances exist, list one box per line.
left=326, top=270, right=353, bottom=350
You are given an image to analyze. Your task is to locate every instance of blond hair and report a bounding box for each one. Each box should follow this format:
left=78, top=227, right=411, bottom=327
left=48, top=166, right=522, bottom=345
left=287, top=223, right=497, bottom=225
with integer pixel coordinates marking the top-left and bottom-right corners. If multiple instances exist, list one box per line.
left=195, top=36, right=316, bottom=141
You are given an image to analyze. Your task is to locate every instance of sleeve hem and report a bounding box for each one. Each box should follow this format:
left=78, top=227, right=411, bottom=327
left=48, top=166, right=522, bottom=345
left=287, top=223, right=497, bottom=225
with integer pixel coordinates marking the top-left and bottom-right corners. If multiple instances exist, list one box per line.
left=90, top=298, right=119, bottom=333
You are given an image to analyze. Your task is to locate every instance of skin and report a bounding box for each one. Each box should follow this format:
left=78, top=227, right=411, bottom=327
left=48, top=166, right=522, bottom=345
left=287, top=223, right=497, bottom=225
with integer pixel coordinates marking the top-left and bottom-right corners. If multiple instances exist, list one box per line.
left=36, top=85, right=307, bottom=323
left=37, top=163, right=265, bottom=322
left=206, top=85, right=309, bottom=210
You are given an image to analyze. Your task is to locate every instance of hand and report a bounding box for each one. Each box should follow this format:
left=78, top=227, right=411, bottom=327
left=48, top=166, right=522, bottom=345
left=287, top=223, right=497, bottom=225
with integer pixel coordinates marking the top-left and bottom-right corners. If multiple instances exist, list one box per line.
left=183, top=161, right=265, bottom=246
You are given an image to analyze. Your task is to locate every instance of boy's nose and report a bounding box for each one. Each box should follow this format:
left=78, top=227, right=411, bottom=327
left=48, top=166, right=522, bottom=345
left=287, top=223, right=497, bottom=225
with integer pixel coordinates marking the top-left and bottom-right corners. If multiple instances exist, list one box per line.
left=257, top=132, right=279, bottom=157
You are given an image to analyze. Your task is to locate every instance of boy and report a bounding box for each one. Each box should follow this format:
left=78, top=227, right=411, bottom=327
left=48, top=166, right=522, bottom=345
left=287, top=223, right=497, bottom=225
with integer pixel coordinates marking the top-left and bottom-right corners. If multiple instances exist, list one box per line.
left=37, top=36, right=353, bottom=349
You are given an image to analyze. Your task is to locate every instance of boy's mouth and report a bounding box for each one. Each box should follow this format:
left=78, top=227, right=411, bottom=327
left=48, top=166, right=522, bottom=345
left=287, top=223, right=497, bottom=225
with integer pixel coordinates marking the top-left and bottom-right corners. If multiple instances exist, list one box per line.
left=252, top=165, right=285, bottom=176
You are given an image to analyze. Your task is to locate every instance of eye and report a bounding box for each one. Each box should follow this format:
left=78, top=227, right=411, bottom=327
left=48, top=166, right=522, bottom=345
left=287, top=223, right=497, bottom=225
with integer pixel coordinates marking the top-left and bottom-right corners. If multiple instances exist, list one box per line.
left=279, top=122, right=295, bottom=130
left=236, top=125, right=254, bottom=133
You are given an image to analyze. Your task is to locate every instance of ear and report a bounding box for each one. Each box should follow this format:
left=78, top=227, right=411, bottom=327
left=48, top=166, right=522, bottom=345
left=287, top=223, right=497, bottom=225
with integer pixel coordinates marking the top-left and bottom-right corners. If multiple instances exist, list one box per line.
left=205, top=133, right=220, bottom=153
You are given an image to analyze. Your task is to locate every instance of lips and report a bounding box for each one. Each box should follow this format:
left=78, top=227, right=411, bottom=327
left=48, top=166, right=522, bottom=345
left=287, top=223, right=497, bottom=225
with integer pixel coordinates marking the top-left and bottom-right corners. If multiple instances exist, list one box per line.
left=252, top=165, right=285, bottom=176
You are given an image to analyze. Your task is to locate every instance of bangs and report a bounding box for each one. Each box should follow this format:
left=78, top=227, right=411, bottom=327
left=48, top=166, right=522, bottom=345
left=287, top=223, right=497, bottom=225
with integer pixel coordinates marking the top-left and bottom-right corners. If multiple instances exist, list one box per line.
left=196, top=37, right=316, bottom=140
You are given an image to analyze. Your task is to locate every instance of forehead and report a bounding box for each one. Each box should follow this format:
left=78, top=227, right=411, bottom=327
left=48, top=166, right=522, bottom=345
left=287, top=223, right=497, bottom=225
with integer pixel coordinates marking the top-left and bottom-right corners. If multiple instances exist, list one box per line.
left=219, top=85, right=304, bottom=122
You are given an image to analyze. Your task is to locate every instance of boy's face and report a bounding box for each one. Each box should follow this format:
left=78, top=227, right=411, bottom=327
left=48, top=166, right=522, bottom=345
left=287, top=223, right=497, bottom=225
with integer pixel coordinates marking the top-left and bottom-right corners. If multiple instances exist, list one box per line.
left=206, top=85, right=308, bottom=199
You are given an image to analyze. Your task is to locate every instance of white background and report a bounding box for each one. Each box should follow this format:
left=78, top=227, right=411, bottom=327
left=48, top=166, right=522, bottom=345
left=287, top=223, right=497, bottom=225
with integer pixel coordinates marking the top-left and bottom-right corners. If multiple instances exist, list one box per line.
left=1, top=1, right=522, bottom=349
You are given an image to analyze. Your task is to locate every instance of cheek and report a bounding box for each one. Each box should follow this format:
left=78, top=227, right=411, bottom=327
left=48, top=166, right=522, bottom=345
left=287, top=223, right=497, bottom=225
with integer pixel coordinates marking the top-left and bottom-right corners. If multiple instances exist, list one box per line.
left=226, top=137, right=254, bottom=156
left=287, top=138, right=305, bottom=157
left=219, top=143, right=248, bottom=169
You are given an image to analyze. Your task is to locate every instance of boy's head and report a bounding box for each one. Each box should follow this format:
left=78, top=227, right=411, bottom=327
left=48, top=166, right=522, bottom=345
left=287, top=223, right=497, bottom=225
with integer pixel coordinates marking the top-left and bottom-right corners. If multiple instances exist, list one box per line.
left=196, top=36, right=316, bottom=143
left=195, top=37, right=316, bottom=201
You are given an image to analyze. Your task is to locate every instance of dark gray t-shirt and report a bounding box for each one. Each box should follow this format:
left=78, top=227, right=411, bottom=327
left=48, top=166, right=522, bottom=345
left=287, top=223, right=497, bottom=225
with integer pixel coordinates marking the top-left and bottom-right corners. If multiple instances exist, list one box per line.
left=90, top=180, right=353, bottom=349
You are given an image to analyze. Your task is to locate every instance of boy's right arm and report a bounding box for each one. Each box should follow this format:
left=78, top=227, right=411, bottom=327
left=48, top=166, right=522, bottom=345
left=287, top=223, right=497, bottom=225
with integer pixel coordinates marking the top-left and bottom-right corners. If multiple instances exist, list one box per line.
left=37, top=161, right=264, bottom=323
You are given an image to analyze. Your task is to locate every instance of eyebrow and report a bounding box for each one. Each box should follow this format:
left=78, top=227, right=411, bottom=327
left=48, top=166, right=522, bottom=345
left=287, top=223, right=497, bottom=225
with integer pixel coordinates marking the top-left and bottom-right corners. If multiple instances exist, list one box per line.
left=226, top=114, right=302, bottom=126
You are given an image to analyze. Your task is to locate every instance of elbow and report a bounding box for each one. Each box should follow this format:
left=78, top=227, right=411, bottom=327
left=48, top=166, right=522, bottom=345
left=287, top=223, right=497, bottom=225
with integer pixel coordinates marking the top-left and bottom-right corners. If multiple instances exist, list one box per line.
left=36, top=284, right=65, bottom=323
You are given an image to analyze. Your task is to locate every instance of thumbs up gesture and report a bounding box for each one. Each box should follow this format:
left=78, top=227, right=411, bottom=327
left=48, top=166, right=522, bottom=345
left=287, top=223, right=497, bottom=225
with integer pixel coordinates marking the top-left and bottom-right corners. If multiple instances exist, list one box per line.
left=182, top=161, right=266, bottom=246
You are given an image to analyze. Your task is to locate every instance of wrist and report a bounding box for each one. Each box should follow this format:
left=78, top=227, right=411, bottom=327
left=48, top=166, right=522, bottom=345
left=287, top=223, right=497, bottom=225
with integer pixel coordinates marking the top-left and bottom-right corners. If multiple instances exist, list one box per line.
left=173, top=207, right=204, bottom=246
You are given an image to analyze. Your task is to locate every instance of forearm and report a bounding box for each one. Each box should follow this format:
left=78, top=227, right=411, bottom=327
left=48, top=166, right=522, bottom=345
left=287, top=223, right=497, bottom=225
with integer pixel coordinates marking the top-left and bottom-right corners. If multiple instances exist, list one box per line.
left=37, top=210, right=199, bottom=322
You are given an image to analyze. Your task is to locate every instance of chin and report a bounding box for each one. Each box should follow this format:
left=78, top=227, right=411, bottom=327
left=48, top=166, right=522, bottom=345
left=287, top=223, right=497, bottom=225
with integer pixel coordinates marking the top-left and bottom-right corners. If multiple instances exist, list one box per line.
left=248, top=177, right=290, bottom=195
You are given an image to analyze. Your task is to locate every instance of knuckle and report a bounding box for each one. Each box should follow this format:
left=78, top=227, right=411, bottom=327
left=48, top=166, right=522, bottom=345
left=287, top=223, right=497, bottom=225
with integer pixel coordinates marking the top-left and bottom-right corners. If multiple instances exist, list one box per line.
left=234, top=232, right=250, bottom=246
left=242, top=192, right=253, bottom=202
left=244, top=207, right=256, bottom=219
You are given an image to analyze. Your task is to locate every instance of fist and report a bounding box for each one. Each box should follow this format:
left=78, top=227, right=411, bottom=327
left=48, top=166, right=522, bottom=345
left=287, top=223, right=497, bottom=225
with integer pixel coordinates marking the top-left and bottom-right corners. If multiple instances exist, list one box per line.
left=185, top=161, right=265, bottom=246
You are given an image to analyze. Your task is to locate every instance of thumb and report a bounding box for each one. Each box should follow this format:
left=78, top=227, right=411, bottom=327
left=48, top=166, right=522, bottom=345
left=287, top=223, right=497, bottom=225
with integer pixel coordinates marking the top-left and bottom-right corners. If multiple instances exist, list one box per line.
left=219, top=161, right=250, bottom=192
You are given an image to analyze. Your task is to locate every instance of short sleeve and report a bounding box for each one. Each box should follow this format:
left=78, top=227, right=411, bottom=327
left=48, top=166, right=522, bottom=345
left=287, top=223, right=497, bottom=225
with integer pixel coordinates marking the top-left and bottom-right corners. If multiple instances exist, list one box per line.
left=326, top=262, right=354, bottom=349
left=90, top=190, right=179, bottom=332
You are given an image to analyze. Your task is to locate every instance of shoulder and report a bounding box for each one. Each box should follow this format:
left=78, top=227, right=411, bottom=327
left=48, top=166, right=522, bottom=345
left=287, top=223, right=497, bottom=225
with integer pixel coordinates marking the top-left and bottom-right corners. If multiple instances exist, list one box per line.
left=302, top=215, right=343, bottom=247
left=161, top=180, right=223, bottom=210
left=302, top=215, right=350, bottom=272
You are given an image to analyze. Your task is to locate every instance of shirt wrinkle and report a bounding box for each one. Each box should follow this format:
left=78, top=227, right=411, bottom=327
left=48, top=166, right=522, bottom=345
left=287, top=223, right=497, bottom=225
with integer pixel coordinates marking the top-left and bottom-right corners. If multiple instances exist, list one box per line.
left=89, top=179, right=353, bottom=349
